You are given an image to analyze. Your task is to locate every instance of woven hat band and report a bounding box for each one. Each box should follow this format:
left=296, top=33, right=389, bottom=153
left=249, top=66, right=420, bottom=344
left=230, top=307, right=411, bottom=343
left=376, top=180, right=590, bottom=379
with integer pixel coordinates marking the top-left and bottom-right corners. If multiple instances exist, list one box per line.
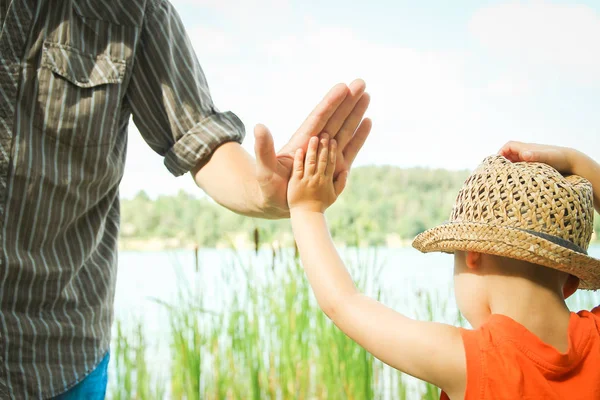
left=520, top=228, right=588, bottom=255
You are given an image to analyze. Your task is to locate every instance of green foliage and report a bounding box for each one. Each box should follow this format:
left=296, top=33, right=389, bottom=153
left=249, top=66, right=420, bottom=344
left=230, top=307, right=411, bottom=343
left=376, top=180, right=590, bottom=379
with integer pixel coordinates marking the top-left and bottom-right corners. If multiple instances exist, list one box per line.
left=109, top=246, right=600, bottom=399
left=120, top=166, right=470, bottom=248
left=111, top=320, right=165, bottom=400
left=327, top=166, right=468, bottom=245
left=121, top=166, right=600, bottom=248
left=109, top=248, right=449, bottom=399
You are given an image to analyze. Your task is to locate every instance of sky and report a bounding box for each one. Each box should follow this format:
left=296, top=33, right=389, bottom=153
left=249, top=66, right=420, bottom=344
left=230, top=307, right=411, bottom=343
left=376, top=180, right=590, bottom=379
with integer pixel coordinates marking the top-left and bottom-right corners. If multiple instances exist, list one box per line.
left=120, top=0, right=600, bottom=199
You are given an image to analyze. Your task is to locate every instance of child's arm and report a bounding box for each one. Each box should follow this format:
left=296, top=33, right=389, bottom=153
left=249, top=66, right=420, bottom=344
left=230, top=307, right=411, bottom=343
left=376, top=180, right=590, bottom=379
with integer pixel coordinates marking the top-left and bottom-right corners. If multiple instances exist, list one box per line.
left=500, top=141, right=600, bottom=213
left=288, top=135, right=466, bottom=399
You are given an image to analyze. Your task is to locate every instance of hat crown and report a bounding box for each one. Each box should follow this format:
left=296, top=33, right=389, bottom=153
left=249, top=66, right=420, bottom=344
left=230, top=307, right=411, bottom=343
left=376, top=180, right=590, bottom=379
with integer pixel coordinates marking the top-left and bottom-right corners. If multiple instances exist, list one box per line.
left=450, top=156, right=595, bottom=251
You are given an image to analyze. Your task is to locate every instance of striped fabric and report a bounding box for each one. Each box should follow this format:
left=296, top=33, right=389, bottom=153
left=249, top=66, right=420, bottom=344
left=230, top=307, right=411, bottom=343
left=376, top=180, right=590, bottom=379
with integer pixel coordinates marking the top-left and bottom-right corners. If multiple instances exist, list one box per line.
left=0, top=0, right=245, bottom=398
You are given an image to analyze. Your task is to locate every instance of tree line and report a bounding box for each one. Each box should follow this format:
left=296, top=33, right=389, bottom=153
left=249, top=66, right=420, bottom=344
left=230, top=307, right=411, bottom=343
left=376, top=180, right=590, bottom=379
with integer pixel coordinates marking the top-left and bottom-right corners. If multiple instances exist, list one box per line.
left=120, top=166, right=600, bottom=249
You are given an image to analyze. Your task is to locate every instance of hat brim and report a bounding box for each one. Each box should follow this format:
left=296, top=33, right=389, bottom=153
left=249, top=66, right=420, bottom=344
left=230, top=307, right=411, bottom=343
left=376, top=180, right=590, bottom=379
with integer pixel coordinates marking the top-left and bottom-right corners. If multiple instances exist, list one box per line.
left=412, top=222, right=600, bottom=290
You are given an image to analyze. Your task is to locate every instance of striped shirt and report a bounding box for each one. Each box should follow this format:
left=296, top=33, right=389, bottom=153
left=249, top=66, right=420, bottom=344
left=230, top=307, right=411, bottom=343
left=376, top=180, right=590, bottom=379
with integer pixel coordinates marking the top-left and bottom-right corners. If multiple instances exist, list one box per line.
left=0, top=0, right=245, bottom=397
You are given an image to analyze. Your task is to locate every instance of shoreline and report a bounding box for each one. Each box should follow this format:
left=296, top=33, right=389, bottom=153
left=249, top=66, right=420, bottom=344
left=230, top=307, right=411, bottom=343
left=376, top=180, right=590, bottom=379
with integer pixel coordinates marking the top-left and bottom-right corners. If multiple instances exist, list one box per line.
left=118, top=238, right=600, bottom=252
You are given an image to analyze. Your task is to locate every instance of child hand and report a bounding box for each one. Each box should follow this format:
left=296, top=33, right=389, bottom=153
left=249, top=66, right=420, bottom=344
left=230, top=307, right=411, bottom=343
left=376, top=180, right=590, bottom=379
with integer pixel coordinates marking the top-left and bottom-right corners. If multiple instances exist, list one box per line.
left=288, top=134, right=348, bottom=213
left=498, top=141, right=581, bottom=174
left=500, top=140, right=600, bottom=217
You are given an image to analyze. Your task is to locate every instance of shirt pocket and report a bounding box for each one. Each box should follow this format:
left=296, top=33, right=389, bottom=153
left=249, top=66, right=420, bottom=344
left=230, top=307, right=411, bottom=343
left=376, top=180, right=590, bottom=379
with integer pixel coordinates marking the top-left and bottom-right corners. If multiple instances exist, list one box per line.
left=35, top=41, right=127, bottom=148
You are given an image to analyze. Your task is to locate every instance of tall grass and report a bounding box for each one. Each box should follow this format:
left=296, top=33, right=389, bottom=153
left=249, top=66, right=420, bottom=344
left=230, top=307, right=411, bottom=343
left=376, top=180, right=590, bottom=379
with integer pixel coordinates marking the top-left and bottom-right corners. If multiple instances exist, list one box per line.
left=111, top=320, right=166, bottom=400
left=109, top=243, right=600, bottom=400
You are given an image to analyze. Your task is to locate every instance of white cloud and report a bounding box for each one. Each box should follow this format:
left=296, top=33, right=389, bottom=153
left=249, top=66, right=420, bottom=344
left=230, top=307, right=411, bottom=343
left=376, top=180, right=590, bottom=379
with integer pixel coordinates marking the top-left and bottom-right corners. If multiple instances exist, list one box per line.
left=119, top=2, right=600, bottom=198
left=485, top=76, right=532, bottom=97
left=194, top=24, right=476, bottom=164
left=469, top=2, right=600, bottom=84
left=122, top=23, right=480, bottom=198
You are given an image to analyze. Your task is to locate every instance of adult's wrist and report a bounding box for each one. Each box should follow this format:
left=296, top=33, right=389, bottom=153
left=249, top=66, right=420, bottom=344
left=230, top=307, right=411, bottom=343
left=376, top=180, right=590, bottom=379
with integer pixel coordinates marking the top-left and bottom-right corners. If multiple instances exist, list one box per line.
left=257, top=196, right=290, bottom=220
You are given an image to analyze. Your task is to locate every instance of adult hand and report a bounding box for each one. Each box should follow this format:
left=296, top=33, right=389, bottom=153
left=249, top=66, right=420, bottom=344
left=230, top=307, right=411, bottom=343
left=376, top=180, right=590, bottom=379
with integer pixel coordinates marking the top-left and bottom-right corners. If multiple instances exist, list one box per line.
left=254, top=79, right=372, bottom=219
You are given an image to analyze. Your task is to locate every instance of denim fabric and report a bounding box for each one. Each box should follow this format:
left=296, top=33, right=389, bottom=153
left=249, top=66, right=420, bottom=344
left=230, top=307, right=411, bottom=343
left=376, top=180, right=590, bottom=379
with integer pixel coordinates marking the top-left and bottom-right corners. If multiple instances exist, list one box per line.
left=52, top=352, right=110, bottom=400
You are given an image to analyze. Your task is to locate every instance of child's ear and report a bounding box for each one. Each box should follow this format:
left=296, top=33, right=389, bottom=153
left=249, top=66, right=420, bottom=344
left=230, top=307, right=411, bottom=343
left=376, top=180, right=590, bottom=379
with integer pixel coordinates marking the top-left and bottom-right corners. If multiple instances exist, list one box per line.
left=465, top=252, right=482, bottom=270
left=562, top=274, right=580, bottom=299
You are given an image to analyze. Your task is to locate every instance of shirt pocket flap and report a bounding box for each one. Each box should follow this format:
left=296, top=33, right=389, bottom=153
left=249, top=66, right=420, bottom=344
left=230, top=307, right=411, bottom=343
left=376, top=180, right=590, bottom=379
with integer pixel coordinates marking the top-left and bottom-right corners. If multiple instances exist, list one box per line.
left=41, top=42, right=126, bottom=88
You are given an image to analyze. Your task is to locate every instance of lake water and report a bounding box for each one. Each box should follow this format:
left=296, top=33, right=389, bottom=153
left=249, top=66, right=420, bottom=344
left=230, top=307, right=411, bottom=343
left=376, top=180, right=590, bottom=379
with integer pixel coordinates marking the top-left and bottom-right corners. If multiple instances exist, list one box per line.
left=113, top=247, right=459, bottom=342
left=110, top=245, right=600, bottom=396
left=114, top=245, right=600, bottom=326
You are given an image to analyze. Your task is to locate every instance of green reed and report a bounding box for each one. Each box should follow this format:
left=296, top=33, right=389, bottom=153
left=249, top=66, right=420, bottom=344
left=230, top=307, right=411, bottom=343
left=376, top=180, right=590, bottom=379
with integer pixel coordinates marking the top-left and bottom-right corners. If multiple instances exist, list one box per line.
left=109, top=244, right=600, bottom=400
left=110, top=320, right=166, bottom=400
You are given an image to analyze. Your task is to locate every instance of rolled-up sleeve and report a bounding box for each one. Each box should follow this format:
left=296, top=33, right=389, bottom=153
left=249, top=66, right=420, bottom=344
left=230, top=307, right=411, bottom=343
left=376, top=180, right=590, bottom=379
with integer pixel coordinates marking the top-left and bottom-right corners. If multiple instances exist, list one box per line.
left=126, top=0, right=245, bottom=176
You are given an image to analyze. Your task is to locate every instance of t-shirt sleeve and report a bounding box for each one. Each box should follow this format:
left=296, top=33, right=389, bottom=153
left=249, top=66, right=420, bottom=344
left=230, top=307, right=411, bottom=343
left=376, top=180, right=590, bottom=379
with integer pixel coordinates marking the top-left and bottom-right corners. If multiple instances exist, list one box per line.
left=460, top=328, right=485, bottom=400
left=126, top=0, right=245, bottom=177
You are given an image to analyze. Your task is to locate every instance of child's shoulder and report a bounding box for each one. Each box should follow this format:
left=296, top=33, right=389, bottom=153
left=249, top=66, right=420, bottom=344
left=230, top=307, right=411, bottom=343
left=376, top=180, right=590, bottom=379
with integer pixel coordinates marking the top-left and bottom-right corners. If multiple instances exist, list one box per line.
left=576, top=306, right=600, bottom=331
left=459, top=311, right=600, bottom=399
left=579, top=305, right=600, bottom=316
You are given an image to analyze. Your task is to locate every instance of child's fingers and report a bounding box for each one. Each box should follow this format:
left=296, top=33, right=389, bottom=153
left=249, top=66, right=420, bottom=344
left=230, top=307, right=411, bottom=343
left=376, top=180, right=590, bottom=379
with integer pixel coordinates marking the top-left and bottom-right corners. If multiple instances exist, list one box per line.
left=292, top=148, right=304, bottom=180
left=499, top=141, right=565, bottom=169
left=326, top=139, right=337, bottom=177
left=498, top=141, right=525, bottom=162
left=334, top=170, right=349, bottom=195
left=317, top=134, right=330, bottom=176
left=305, top=136, right=319, bottom=176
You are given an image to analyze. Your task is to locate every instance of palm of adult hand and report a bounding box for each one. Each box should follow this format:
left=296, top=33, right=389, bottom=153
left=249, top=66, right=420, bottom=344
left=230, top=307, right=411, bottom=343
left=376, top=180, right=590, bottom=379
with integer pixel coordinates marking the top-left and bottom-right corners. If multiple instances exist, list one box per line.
left=267, top=154, right=295, bottom=216
left=278, top=87, right=371, bottom=179
left=255, top=126, right=355, bottom=219
left=254, top=80, right=371, bottom=219
left=254, top=126, right=295, bottom=219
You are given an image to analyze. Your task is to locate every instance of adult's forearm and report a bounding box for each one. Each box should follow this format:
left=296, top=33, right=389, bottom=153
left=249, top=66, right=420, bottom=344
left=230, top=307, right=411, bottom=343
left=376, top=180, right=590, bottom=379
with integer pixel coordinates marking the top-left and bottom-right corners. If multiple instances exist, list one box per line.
left=290, top=210, right=358, bottom=318
left=192, top=142, right=267, bottom=218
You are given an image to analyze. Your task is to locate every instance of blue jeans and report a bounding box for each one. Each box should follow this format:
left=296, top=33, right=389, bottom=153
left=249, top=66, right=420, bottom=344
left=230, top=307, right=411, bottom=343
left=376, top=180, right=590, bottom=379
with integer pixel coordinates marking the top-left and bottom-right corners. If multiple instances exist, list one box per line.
left=52, top=352, right=109, bottom=400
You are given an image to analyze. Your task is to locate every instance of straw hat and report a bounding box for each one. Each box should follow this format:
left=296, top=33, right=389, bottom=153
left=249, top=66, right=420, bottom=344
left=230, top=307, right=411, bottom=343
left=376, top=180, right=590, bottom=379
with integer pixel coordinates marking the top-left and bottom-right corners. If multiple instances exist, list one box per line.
left=412, top=155, right=600, bottom=290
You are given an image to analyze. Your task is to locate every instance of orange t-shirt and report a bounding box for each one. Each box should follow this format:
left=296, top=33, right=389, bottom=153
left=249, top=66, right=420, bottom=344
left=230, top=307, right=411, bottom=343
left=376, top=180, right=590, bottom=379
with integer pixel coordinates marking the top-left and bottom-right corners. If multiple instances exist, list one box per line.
left=441, top=308, right=600, bottom=400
